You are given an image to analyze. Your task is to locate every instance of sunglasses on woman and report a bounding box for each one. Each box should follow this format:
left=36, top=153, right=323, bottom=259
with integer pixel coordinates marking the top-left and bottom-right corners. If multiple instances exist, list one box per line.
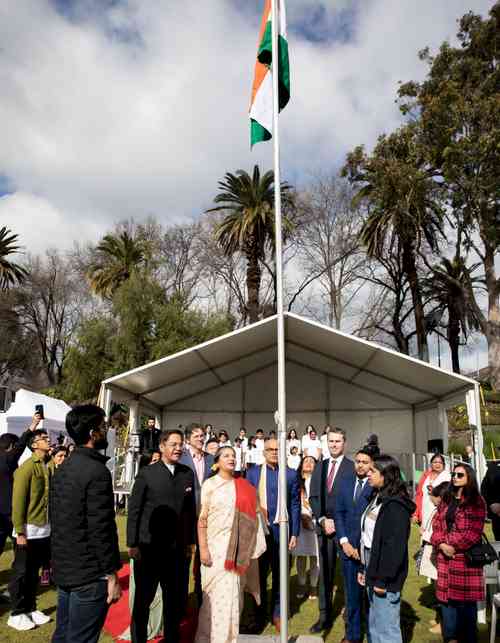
left=451, top=472, right=465, bottom=479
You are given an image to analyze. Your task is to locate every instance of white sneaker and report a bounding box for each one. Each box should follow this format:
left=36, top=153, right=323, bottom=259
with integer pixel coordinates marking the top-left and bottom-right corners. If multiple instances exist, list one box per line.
left=29, top=610, right=51, bottom=625
left=7, top=613, right=36, bottom=631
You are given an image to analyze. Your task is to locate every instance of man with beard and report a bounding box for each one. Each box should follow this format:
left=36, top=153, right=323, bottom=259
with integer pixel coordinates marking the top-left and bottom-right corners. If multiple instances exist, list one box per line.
left=50, top=405, right=122, bottom=643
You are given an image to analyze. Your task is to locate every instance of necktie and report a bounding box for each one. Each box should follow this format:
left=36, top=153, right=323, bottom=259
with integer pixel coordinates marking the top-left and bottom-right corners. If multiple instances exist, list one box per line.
left=327, top=459, right=337, bottom=493
left=354, top=478, right=363, bottom=503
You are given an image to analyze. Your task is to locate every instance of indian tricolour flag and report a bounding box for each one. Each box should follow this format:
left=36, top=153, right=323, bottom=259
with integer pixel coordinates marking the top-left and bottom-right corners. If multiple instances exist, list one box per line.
left=250, top=0, right=290, bottom=146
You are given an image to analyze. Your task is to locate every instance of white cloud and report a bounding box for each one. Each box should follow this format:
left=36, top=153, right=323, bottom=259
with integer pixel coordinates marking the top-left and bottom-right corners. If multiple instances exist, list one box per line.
left=0, top=192, right=103, bottom=256
left=0, top=0, right=493, bottom=254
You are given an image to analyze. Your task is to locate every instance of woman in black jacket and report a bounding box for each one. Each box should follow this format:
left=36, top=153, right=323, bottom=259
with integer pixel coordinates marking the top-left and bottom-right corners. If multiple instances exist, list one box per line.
left=358, top=455, right=415, bottom=643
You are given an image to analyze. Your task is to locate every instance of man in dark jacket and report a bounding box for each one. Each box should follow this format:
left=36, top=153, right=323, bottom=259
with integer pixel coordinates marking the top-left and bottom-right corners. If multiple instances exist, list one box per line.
left=333, top=447, right=374, bottom=643
left=0, top=414, right=40, bottom=561
left=50, top=405, right=121, bottom=643
left=481, top=461, right=500, bottom=539
left=309, top=427, right=355, bottom=633
left=139, top=417, right=161, bottom=454
left=127, top=429, right=196, bottom=643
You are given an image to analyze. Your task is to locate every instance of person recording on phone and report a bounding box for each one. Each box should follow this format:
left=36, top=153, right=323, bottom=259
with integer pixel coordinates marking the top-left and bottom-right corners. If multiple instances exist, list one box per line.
left=8, top=425, right=52, bottom=632
left=0, top=414, right=42, bottom=586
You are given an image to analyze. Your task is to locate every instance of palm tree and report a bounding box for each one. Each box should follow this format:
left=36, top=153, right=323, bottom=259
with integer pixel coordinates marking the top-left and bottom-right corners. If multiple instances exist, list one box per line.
left=344, top=125, right=443, bottom=361
left=0, top=226, right=28, bottom=290
left=87, top=230, right=146, bottom=299
left=425, top=257, right=482, bottom=373
left=208, top=165, right=291, bottom=323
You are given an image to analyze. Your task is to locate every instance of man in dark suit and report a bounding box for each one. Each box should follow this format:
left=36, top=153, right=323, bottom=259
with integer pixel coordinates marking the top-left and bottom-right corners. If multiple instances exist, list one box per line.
left=138, top=417, right=161, bottom=454
left=127, top=429, right=196, bottom=643
left=309, top=427, right=355, bottom=633
left=333, top=447, right=374, bottom=643
left=179, top=423, right=214, bottom=606
left=481, top=460, right=500, bottom=540
left=247, top=437, right=301, bottom=632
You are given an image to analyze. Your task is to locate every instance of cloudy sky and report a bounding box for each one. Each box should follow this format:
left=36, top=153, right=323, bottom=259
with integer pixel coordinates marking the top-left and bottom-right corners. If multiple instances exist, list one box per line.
left=0, top=0, right=493, bottom=253
left=0, top=0, right=493, bottom=370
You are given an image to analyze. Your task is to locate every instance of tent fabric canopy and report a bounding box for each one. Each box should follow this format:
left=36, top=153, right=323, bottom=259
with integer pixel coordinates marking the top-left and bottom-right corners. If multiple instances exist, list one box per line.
left=103, top=313, right=475, bottom=412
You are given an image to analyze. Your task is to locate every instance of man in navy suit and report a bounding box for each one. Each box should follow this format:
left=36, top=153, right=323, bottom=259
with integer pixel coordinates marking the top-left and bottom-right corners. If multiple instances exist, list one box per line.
left=179, top=423, right=214, bottom=607
left=309, top=427, right=355, bottom=633
left=333, top=447, right=374, bottom=643
left=247, top=437, right=301, bottom=632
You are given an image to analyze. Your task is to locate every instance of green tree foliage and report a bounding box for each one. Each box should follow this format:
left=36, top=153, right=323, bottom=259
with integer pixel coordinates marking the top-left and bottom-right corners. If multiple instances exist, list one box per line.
left=397, top=3, right=500, bottom=386
left=111, top=272, right=165, bottom=373
left=151, top=294, right=233, bottom=360
left=0, top=226, right=28, bottom=290
left=56, top=316, right=117, bottom=403
left=343, top=124, right=443, bottom=361
left=87, top=230, right=147, bottom=299
left=424, top=256, right=482, bottom=374
left=209, top=165, right=292, bottom=323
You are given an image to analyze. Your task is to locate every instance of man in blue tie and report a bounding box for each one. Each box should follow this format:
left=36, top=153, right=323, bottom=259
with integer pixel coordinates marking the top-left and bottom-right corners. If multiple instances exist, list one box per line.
left=246, top=437, right=301, bottom=632
left=333, top=447, right=375, bottom=643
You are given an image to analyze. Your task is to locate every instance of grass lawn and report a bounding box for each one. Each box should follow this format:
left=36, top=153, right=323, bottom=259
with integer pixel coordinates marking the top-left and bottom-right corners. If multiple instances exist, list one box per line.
left=0, top=517, right=494, bottom=642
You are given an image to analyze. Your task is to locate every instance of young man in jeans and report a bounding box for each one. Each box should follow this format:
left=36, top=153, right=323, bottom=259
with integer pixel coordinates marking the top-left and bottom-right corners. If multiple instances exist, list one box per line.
left=50, top=405, right=121, bottom=643
left=8, top=428, right=52, bottom=631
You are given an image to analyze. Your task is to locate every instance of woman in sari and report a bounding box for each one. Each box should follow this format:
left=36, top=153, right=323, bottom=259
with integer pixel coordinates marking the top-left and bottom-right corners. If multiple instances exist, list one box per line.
left=195, top=446, right=266, bottom=643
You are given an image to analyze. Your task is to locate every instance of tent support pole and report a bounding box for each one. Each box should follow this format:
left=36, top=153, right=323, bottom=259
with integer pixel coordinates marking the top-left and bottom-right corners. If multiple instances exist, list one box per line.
left=325, top=374, right=330, bottom=427
left=241, top=378, right=246, bottom=429
left=129, top=399, right=140, bottom=479
left=411, top=405, right=417, bottom=454
left=474, top=383, right=485, bottom=480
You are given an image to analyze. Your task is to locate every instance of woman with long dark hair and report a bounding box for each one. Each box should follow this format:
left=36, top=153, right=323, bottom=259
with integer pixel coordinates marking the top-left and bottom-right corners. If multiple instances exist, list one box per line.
left=359, top=455, right=415, bottom=643
left=430, top=463, right=486, bottom=643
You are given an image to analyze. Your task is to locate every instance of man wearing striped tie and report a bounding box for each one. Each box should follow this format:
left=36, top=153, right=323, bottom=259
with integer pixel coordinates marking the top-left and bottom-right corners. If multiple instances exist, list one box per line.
left=309, top=427, right=355, bottom=633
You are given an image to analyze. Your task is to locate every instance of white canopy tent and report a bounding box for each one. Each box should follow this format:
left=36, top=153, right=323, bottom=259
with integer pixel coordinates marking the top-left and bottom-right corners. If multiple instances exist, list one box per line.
left=102, top=313, right=485, bottom=479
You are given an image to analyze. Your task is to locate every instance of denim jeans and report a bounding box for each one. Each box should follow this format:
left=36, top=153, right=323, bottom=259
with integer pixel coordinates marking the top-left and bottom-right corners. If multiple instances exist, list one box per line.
left=52, top=579, right=109, bottom=643
left=440, top=600, right=478, bottom=643
left=367, top=587, right=402, bottom=643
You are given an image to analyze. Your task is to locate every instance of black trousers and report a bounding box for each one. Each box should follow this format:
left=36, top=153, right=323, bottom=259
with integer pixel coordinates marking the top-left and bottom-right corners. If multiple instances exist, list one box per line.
left=131, top=544, right=187, bottom=643
left=182, top=537, right=202, bottom=610
left=318, top=532, right=337, bottom=623
left=492, top=515, right=500, bottom=541
left=258, top=530, right=286, bottom=621
left=8, top=537, right=50, bottom=615
left=0, top=513, right=13, bottom=558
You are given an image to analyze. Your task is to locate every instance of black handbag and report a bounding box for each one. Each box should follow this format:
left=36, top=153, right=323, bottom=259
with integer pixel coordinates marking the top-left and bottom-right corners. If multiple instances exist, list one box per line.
left=465, top=533, right=498, bottom=567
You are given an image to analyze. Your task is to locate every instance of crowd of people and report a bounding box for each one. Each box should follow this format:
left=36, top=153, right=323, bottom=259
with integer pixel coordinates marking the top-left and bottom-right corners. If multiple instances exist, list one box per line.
left=0, top=409, right=499, bottom=643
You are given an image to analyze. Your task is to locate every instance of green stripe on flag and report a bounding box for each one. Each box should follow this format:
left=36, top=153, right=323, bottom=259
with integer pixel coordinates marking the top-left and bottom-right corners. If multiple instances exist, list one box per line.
left=257, top=23, right=290, bottom=110
left=251, top=119, right=271, bottom=146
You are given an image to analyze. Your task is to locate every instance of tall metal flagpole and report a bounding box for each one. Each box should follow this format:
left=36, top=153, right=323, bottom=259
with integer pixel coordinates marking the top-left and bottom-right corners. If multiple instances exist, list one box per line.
left=270, top=1, right=289, bottom=641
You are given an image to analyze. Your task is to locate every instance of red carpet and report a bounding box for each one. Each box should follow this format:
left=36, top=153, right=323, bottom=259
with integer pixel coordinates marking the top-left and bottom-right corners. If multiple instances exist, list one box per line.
left=103, top=564, right=197, bottom=642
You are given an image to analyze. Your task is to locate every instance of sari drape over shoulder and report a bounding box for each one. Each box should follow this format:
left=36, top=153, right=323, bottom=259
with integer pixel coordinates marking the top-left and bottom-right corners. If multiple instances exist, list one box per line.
left=195, top=475, right=266, bottom=643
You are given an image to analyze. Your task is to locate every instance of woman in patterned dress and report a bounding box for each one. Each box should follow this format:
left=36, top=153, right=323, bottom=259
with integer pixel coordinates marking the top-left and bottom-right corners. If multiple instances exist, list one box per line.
left=431, top=463, right=486, bottom=643
left=195, top=447, right=266, bottom=643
